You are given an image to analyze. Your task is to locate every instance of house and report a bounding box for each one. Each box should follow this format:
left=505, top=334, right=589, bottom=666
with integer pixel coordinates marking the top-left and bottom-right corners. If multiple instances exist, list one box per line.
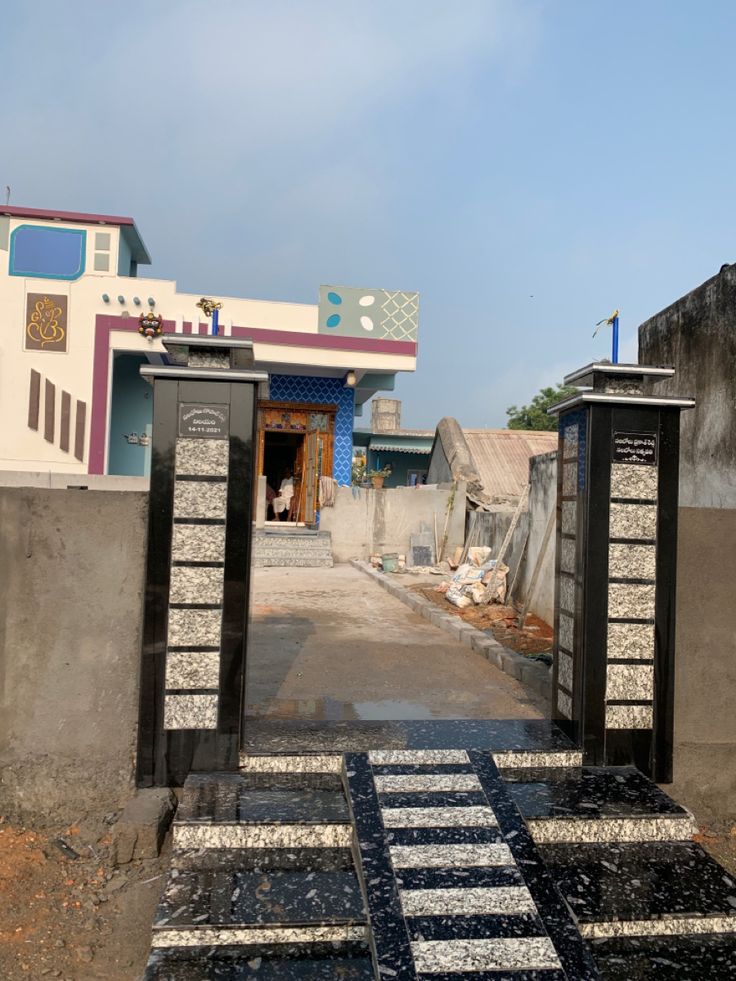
left=353, top=398, right=434, bottom=487
left=427, top=417, right=558, bottom=507
left=0, top=205, right=419, bottom=524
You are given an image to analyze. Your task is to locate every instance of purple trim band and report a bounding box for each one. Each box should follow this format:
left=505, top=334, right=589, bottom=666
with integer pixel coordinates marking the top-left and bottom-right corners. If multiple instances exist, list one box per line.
left=1, top=204, right=136, bottom=226
left=90, top=316, right=417, bottom=474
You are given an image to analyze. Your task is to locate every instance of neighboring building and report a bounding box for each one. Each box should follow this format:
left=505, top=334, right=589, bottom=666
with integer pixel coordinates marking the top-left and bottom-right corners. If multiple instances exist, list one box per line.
left=353, top=398, right=433, bottom=487
left=638, top=263, right=736, bottom=813
left=427, top=417, right=557, bottom=507
left=0, top=205, right=418, bottom=522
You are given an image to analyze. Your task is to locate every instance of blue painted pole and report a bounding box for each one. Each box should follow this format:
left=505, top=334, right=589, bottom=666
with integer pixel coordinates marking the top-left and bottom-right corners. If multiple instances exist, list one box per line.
left=211, top=308, right=219, bottom=336
left=612, top=315, right=619, bottom=364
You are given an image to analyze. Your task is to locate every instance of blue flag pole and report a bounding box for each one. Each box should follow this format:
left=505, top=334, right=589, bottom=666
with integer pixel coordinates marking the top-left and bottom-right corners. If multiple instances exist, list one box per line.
left=212, top=308, right=219, bottom=336
left=612, top=314, right=619, bottom=364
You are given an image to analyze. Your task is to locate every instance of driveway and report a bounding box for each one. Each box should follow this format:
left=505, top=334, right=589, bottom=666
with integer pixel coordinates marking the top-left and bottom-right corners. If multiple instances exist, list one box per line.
left=245, top=565, right=545, bottom=721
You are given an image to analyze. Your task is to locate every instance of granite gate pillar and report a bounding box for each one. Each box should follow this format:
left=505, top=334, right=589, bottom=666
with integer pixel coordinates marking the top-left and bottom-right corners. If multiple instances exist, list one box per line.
left=549, top=363, right=694, bottom=782
left=135, top=335, right=267, bottom=787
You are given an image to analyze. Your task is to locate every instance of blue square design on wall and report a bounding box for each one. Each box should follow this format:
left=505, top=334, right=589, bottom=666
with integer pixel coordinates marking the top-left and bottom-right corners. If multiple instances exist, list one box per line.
left=10, top=225, right=86, bottom=280
left=269, top=375, right=354, bottom=485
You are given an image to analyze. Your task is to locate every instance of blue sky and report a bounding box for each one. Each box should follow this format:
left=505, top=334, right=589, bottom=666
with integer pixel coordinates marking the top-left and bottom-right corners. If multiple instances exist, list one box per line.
left=3, top=1, right=734, bottom=427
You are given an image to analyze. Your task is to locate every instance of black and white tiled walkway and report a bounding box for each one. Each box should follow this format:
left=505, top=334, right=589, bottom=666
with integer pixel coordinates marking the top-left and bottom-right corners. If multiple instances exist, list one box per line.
left=142, top=732, right=736, bottom=979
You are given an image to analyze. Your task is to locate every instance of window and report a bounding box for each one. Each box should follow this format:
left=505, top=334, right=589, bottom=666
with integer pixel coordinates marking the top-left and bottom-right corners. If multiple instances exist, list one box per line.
left=93, top=231, right=111, bottom=272
left=9, top=225, right=86, bottom=280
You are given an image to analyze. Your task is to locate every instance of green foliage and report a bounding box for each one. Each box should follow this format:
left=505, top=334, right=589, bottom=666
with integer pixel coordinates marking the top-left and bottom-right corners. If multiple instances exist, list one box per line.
left=506, top=383, right=578, bottom=431
left=351, top=459, right=366, bottom=485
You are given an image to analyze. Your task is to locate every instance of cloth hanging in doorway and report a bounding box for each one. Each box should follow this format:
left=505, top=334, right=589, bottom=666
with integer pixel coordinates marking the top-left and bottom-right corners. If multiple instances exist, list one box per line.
left=319, top=476, right=337, bottom=507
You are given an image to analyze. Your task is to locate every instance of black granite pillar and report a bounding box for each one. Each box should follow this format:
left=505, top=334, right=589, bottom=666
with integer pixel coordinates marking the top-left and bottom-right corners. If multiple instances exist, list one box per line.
left=135, top=336, right=267, bottom=787
left=549, top=363, right=694, bottom=782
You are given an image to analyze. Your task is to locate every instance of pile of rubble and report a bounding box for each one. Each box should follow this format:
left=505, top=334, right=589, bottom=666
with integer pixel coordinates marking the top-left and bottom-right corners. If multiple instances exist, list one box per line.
left=435, top=546, right=509, bottom=608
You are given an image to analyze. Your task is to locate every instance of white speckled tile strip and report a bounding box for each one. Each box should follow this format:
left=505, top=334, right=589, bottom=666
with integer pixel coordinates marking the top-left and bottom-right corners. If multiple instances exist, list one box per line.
left=411, top=936, right=561, bottom=973
left=608, top=621, right=655, bottom=660
left=608, top=582, right=656, bottom=619
left=606, top=663, right=654, bottom=701
left=165, top=651, right=220, bottom=690
left=375, top=774, right=481, bottom=793
left=493, top=750, right=584, bottom=769
left=381, top=806, right=497, bottom=828
left=579, top=916, right=736, bottom=939
left=605, top=703, right=654, bottom=729
left=239, top=754, right=343, bottom=773
left=390, top=843, right=514, bottom=868
left=557, top=689, right=572, bottom=719
left=163, top=694, right=217, bottom=730
left=167, top=608, right=222, bottom=647
left=173, top=480, right=227, bottom=519
left=169, top=565, right=224, bottom=605
left=175, top=437, right=229, bottom=476
left=558, top=651, right=573, bottom=692
left=527, top=815, right=697, bottom=845
left=609, top=502, right=657, bottom=541
left=172, top=523, right=225, bottom=562
left=369, top=750, right=469, bottom=765
left=610, top=462, right=658, bottom=501
left=609, top=542, right=656, bottom=580
left=173, top=823, right=353, bottom=850
left=152, top=924, right=367, bottom=948
left=400, top=886, right=536, bottom=916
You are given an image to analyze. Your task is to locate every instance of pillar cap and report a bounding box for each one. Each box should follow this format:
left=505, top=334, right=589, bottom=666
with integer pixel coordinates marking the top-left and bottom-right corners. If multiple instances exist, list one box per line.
left=563, top=362, right=675, bottom=388
left=548, top=390, right=695, bottom=416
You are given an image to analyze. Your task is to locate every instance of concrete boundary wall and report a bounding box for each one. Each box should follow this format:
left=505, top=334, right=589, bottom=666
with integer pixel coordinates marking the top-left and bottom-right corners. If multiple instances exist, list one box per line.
left=320, top=482, right=467, bottom=564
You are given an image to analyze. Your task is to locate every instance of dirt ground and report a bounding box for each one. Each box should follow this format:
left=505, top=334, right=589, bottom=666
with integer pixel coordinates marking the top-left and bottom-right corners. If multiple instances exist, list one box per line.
left=0, top=811, right=168, bottom=981
left=415, top=585, right=554, bottom=657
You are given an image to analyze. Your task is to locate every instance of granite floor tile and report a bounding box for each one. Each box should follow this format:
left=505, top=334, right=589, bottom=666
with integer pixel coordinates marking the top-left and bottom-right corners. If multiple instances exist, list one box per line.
left=375, top=774, right=482, bottom=793
left=589, top=932, right=736, bottom=980
left=143, top=949, right=376, bottom=980
left=410, top=936, right=561, bottom=973
left=385, top=826, right=505, bottom=846
left=381, top=806, right=497, bottom=828
left=400, top=885, right=536, bottom=916
left=403, top=911, right=545, bottom=941
left=390, top=843, right=514, bottom=868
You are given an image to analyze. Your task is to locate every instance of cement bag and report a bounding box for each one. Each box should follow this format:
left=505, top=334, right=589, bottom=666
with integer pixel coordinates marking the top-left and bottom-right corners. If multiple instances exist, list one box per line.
left=446, top=586, right=472, bottom=608
left=468, top=546, right=492, bottom=567
left=482, top=563, right=509, bottom=604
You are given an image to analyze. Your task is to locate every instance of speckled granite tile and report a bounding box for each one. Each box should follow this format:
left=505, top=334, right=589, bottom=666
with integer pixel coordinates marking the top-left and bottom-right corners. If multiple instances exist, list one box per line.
left=165, top=651, right=220, bottom=690
left=410, top=936, right=561, bottom=973
left=151, top=923, right=367, bottom=947
left=164, top=694, right=218, bottom=730
left=606, top=663, right=654, bottom=702
left=168, top=608, right=222, bottom=647
left=144, top=949, right=376, bottom=980
left=375, top=774, right=481, bottom=794
left=558, top=613, right=574, bottom=653
left=389, top=843, right=514, bottom=868
left=155, top=869, right=366, bottom=928
left=378, top=791, right=487, bottom=809
left=527, top=815, right=696, bottom=845
left=173, top=480, right=227, bottom=519
left=395, top=865, right=523, bottom=891
left=589, top=933, right=736, bottom=979
left=175, top=437, right=229, bottom=476
left=369, top=750, right=469, bottom=765
left=556, top=689, right=572, bottom=719
left=542, top=840, right=736, bottom=936
left=562, top=462, right=577, bottom=497
left=610, top=462, right=658, bottom=501
left=607, top=621, right=654, bottom=660
left=169, top=565, right=224, bottom=605
left=608, top=582, right=656, bottom=620
left=605, top=704, right=653, bottom=729
left=582, top=915, right=736, bottom=938
left=609, top=502, right=657, bottom=541
left=557, top=652, right=573, bottom=693
left=381, top=806, right=497, bottom=828
left=172, top=524, right=225, bottom=562
left=561, top=501, right=577, bottom=535
left=562, top=422, right=579, bottom=455
left=188, top=351, right=230, bottom=369
left=400, top=885, right=536, bottom=917
left=559, top=575, right=575, bottom=614
left=239, top=754, right=343, bottom=774
left=173, top=823, right=353, bottom=850
left=493, top=750, right=583, bottom=769
left=386, top=826, right=504, bottom=847
left=560, top=538, right=576, bottom=575
left=609, top=542, right=656, bottom=580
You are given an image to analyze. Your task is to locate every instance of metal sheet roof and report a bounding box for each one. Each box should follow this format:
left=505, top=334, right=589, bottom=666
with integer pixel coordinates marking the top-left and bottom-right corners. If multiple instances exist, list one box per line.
left=462, top=429, right=558, bottom=500
left=369, top=435, right=433, bottom=454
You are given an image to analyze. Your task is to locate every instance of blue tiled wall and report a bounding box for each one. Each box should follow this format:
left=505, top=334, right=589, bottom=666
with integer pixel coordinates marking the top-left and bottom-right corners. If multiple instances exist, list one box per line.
left=268, top=375, right=354, bottom=485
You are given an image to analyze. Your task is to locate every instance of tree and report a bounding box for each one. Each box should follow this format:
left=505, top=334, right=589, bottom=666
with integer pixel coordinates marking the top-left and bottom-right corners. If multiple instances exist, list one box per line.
left=506, top=383, right=578, bottom=431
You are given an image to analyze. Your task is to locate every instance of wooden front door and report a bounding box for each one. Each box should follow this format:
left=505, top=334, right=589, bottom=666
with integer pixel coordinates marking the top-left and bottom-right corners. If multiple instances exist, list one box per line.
left=256, top=401, right=336, bottom=525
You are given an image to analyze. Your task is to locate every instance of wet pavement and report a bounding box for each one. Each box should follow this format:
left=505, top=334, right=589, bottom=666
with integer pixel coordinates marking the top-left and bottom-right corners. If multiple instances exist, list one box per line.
left=244, top=565, right=545, bottom=723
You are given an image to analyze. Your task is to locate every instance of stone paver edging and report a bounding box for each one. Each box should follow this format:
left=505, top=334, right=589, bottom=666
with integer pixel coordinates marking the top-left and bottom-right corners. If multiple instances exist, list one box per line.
left=350, top=560, right=551, bottom=704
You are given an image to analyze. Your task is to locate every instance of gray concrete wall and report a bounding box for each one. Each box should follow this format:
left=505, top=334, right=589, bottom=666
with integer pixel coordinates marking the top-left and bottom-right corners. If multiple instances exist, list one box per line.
left=638, top=262, right=736, bottom=509
left=670, top=507, right=736, bottom=818
left=0, top=487, right=147, bottom=824
left=320, top=483, right=466, bottom=563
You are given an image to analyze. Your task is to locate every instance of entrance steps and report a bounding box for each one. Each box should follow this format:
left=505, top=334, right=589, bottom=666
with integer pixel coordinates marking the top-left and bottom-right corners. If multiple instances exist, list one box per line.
left=253, top=529, right=333, bottom=568
left=143, top=746, right=736, bottom=978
